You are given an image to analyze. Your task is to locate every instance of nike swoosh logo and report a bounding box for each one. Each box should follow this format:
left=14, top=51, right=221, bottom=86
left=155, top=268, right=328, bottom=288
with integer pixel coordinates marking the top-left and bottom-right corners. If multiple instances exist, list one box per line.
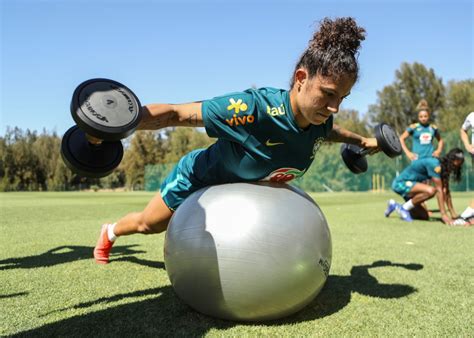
left=266, top=139, right=284, bottom=146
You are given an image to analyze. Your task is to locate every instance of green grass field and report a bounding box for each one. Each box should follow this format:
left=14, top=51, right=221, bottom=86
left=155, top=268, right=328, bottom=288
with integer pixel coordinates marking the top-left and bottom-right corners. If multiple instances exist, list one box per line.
left=1, top=191, right=472, bottom=336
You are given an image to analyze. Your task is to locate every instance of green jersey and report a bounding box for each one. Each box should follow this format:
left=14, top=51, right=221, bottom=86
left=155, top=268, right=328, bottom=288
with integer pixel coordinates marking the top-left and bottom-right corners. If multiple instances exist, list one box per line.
left=394, top=157, right=441, bottom=184
left=191, top=87, right=333, bottom=184
left=406, top=122, right=439, bottom=159
left=161, top=87, right=334, bottom=210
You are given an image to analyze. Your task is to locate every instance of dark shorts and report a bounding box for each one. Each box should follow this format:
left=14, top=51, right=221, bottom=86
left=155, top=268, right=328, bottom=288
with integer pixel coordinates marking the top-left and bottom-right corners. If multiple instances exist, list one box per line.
left=159, top=151, right=207, bottom=211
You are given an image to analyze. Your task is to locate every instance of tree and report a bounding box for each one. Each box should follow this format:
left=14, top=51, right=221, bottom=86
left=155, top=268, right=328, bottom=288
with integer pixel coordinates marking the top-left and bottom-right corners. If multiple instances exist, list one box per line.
left=438, top=79, right=474, bottom=132
left=0, top=136, right=11, bottom=191
left=163, top=128, right=214, bottom=163
left=5, top=128, right=42, bottom=191
left=368, top=62, right=445, bottom=133
left=121, top=131, right=165, bottom=190
left=32, top=130, right=63, bottom=190
left=333, top=109, right=370, bottom=137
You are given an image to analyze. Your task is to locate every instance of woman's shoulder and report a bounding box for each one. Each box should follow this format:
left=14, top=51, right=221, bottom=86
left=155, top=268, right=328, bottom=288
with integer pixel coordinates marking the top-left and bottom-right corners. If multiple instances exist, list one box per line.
left=245, top=87, right=287, bottom=98
left=244, top=87, right=289, bottom=109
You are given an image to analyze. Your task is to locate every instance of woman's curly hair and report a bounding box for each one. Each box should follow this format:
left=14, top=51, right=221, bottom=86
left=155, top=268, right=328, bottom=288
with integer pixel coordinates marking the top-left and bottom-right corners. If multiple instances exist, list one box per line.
left=291, top=17, right=366, bottom=87
left=440, top=148, right=464, bottom=192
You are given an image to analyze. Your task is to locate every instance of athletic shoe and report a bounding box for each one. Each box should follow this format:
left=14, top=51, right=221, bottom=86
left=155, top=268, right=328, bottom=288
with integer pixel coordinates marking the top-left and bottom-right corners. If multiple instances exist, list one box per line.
left=93, top=224, right=114, bottom=264
left=397, top=207, right=413, bottom=222
left=451, top=218, right=468, bottom=226
left=384, top=199, right=398, bottom=217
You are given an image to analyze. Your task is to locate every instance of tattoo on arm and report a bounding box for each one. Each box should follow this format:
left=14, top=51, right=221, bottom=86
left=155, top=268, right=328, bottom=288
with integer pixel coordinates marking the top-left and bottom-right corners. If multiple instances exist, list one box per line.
left=166, top=113, right=175, bottom=127
left=150, top=119, right=162, bottom=129
left=186, top=113, right=198, bottom=126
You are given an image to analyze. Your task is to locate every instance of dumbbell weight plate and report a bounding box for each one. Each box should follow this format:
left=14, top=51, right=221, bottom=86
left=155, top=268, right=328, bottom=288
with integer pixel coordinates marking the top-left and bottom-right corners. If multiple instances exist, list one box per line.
left=375, top=123, right=402, bottom=158
left=71, top=78, right=142, bottom=141
left=340, top=143, right=368, bottom=174
left=61, top=126, right=123, bottom=178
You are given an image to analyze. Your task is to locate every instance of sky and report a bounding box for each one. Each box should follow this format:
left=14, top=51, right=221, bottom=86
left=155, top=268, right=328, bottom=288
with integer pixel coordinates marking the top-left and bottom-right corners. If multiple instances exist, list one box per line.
left=1, top=0, right=473, bottom=136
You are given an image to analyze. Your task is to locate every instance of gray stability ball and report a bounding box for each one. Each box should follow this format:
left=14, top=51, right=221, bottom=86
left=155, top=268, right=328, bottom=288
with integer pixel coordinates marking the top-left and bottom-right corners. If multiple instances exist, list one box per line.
left=164, top=182, right=332, bottom=321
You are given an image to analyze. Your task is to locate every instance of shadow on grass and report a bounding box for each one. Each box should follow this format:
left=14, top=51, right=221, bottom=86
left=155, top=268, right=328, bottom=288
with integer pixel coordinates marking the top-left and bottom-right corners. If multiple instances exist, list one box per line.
left=0, top=245, right=164, bottom=270
left=12, top=260, right=422, bottom=336
left=281, top=260, right=423, bottom=323
left=0, top=292, right=29, bottom=299
left=14, top=286, right=233, bottom=337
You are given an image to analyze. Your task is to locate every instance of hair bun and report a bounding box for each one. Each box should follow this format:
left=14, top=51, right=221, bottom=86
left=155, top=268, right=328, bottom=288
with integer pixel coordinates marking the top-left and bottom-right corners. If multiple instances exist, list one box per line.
left=416, top=99, right=430, bottom=112
left=310, top=17, right=366, bottom=55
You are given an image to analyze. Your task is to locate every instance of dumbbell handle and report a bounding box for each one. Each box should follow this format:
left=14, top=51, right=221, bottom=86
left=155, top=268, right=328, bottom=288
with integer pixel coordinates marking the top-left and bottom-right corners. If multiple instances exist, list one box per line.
left=344, top=144, right=369, bottom=156
left=358, top=147, right=370, bottom=156
left=86, top=134, right=104, bottom=145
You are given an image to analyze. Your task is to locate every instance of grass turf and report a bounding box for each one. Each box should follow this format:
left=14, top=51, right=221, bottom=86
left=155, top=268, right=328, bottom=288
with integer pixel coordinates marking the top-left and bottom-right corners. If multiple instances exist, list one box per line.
left=0, top=191, right=472, bottom=336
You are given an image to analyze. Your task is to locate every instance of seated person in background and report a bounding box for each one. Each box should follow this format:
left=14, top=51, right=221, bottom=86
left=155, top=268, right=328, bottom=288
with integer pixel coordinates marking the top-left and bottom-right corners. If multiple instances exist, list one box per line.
left=399, top=99, right=443, bottom=161
left=385, top=148, right=464, bottom=224
left=451, top=201, right=474, bottom=226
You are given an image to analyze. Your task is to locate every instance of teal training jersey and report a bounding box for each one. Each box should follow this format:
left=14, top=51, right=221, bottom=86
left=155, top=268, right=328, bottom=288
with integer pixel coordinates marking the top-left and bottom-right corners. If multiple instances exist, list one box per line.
left=394, top=157, right=441, bottom=184
left=406, top=122, right=439, bottom=159
left=185, top=87, right=333, bottom=185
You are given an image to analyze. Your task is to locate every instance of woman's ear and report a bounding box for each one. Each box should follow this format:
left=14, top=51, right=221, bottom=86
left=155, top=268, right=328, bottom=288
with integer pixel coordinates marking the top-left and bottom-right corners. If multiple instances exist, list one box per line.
left=294, top=68, right=309, bottom=89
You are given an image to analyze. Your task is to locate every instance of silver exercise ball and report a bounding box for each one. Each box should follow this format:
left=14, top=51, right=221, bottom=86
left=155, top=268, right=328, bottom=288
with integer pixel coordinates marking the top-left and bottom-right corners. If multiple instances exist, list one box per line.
left=164, top=182, right=332, bottom=321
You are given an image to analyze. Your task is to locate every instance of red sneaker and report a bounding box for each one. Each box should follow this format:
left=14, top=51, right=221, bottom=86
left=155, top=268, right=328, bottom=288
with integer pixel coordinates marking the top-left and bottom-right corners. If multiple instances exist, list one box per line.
left=93, top=224, right=114, bottom=264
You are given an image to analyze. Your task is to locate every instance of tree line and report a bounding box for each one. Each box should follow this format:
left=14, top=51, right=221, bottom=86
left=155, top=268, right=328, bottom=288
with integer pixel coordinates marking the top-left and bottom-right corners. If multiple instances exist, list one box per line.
left=1, top=62, right=473, bottom=192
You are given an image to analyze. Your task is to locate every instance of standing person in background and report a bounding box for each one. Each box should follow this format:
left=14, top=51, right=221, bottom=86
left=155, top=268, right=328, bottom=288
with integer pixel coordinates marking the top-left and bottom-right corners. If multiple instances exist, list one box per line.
left=453, top=112, right=474, bottom=226
left=399, top=99, right=444, bottom=161
left=460, top=112, right=474, bottom=157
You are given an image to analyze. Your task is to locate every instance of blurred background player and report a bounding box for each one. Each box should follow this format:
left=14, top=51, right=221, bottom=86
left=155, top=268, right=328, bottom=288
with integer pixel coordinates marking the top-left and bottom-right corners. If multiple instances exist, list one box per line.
left=385, top=148, right=464, bottom=224
left=399, top=99, right=444, bottom=161
left=460, top=111, right=474, bottom=158
left=453, top=112, right=474, bottom=226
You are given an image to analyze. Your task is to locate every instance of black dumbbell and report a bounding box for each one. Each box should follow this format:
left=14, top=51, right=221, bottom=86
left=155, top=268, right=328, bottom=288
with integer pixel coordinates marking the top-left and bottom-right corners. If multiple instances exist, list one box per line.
left=61, top=78, right=142, bottom=178
left=340, top=123, right=402, bottom=174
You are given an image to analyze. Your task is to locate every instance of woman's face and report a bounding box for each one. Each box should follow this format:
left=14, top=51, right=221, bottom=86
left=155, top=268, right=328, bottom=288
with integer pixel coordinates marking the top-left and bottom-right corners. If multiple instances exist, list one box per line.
left=418, top=110, right=430, bottom=125
left=291, top=70, right=355, bottom=128
left=452, top=158, right=464, bottom=168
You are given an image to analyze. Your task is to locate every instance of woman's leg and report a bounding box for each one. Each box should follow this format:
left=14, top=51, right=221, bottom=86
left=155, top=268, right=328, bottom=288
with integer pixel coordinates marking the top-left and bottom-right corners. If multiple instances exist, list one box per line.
left=94, top=192, right=173, bottom=264
left=401, top=182, right=437, bottom=220
left=405, top=182, right=437, bottom=205
left=114, top=192, right=173, bottom=236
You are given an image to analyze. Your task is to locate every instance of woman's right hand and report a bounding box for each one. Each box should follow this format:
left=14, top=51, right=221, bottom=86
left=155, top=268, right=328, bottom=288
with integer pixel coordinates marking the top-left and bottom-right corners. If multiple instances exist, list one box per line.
left=441, top=214, right=452, bottom=225
left=466, top=144, right=474, bottom=155
left=407, top=151, right=418, bottom=161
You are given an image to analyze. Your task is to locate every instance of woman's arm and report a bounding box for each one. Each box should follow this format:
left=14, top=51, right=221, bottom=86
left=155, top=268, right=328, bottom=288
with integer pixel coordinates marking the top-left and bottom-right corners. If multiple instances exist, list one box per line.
left=432, top=133, right=444, bottom=157
left=460, top=128, right=474, bottom=154
left=326, top=124, right=378, bottom=152
left=432, top=177, right=452, bottom=224
left=399, top=130, right=417, bottom=161
left=137, top=102, right=204, bottom=130
left=443, top=186, right=458, bottom=219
